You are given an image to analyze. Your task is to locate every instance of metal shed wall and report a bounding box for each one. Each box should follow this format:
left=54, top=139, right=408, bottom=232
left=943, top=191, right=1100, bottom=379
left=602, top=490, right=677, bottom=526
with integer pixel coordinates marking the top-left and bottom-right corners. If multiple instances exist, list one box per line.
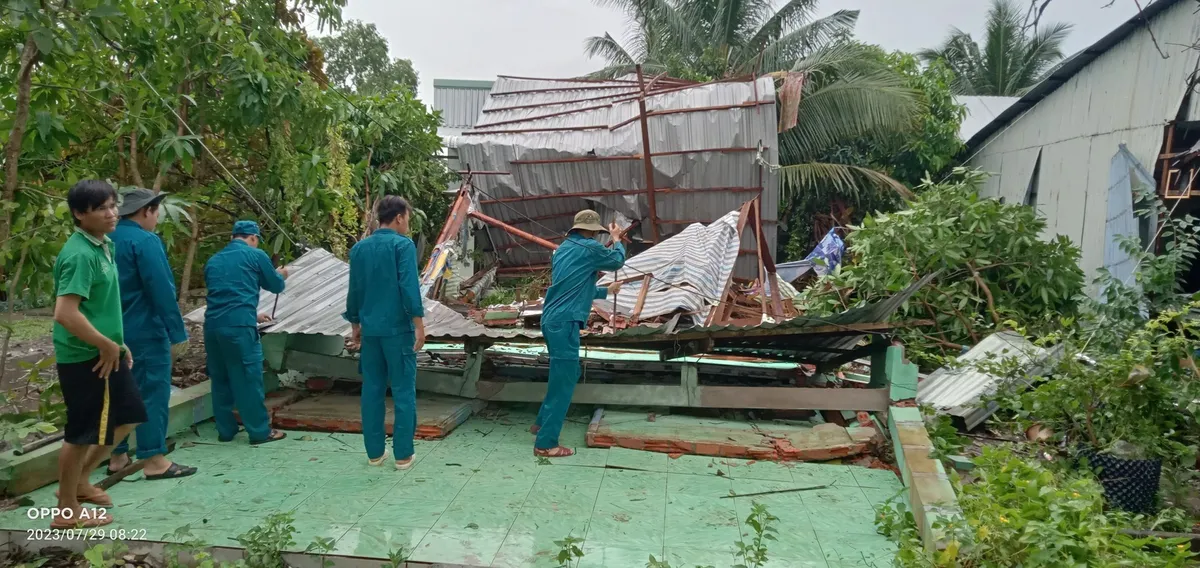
left=433, top=79, right=494, bottom=129
left=966, top=0, right=1200, bottom=279
left=455, top=76, right=779, bottom=279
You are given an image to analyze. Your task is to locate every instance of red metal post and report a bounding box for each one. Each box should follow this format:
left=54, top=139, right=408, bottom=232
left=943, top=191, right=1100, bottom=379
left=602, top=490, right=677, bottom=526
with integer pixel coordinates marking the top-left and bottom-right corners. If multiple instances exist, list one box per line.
left=469, top=210, right=559, bottom=250
left=636, top=65, right=661, bottom=243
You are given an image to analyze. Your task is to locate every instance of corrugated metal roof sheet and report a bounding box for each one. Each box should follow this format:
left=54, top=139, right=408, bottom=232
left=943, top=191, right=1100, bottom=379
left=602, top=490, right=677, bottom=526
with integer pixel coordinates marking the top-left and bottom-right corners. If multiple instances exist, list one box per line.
left=584, top=273, right=936, bottom=363
left=433, top=79, right=494, bottom=130
left=457, top=75, right=779, bottom=279
left=593, top=208, right=740, bottom=322
left=182, top=248, right=540, bottom=342
left=917, top=331, right=1054, bottom=430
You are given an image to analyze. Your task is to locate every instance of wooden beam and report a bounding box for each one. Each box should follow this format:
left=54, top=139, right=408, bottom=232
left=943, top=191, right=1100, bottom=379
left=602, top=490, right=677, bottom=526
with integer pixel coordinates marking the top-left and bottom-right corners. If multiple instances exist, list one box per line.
left=635, top=65, right=661, bottom=243
left=697, top=386, right=890, bottom=411
left=475, top=381, right=690, bottom=406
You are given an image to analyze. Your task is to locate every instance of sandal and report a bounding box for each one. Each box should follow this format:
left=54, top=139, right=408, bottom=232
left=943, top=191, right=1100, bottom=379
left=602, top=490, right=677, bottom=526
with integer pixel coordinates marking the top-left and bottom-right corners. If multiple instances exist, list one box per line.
left=395, top=456, right=414, bottom=470
left=54, top=488, right=112, bottom=507
left=534, top=446, right=575, bottom=458
left=144, top=462, right=198, bottom=480
left=49, top=509, right=113, bottom=530
left=250, top=430, right=287, bottom=446
left=367, top=456, right=386, bottom=467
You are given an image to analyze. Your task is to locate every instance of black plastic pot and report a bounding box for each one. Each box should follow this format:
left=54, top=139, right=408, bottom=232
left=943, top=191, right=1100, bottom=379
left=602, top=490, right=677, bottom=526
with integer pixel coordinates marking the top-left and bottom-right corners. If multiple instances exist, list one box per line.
left=1076, top=446, right=1162, bottom=514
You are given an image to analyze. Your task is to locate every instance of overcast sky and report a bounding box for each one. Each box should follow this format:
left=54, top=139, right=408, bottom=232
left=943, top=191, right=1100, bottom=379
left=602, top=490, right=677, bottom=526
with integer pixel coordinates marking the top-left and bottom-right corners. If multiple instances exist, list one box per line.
left=325, top=0, right=1142, bottom=105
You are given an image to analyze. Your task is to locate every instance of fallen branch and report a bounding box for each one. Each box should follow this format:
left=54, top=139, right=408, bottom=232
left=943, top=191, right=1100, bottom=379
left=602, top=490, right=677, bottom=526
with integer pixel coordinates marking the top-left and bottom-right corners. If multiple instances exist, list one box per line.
left=720, top=484, right=827, bottom=499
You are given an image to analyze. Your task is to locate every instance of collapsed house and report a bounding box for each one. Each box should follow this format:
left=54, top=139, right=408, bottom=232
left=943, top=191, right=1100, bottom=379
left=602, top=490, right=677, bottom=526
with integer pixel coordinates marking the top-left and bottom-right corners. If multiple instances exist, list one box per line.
left=182, top=72, right=933, bottom=457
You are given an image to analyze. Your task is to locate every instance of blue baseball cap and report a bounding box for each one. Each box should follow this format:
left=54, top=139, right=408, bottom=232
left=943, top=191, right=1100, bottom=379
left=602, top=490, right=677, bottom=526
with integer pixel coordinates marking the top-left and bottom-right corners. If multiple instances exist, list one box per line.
left=232, top=220, right=261, bottom=237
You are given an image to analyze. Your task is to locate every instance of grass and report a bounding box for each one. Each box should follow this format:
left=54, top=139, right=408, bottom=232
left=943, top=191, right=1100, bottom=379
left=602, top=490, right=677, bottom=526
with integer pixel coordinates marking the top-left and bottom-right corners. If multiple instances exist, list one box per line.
left=1, top=316, right=54, bottom=342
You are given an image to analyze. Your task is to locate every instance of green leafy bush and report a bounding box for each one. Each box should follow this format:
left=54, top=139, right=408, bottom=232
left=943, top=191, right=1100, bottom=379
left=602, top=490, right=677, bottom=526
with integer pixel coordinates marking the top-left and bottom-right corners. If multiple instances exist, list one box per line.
left=798, top=168, right=1084, bottom=367
left=878, top=446, right=1196, bottom=567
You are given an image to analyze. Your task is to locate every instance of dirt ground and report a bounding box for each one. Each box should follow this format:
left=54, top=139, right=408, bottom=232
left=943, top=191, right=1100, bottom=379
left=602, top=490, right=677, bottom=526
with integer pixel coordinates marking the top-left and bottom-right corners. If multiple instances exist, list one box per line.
left=0, top=308, right=211, bottom=452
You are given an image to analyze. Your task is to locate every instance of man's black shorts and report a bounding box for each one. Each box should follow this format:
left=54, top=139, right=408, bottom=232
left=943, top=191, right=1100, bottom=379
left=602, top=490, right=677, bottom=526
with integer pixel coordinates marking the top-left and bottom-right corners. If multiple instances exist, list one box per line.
left=57, top=357, right=148, bottom=446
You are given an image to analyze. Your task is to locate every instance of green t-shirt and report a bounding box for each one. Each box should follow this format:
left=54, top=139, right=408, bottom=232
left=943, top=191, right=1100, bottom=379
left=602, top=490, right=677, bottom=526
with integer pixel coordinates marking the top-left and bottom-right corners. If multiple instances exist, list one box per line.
left=52, top=229, right=124, bottom=364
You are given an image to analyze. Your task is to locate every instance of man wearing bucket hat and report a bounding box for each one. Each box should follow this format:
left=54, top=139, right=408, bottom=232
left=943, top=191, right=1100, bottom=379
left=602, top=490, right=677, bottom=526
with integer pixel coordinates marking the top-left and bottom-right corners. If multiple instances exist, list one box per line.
left=531, top=209, right=626, bottom=457
left=202, top=220, right=289, bottom=445
left=105, top=188, right=196, bottom=480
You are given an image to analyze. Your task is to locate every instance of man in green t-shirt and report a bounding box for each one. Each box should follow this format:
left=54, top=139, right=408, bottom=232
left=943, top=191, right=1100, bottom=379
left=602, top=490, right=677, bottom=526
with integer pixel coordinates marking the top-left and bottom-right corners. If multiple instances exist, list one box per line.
left=49, top=180, right=147, bottom=529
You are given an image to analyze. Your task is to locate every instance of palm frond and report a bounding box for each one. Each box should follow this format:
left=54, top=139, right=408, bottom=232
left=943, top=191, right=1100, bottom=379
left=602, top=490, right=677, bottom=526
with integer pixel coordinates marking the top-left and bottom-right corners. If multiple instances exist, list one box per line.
left=781, top=65, right=922, bottom=160
left=584, top=33, right=638, bottom=66
left=742, top=0, right=820, bottom=50
left=742, top=9, right=858, bottom=75
left=1018, top=20, right=1073, bottom=84
left=777, top=162, right=912, bottom=203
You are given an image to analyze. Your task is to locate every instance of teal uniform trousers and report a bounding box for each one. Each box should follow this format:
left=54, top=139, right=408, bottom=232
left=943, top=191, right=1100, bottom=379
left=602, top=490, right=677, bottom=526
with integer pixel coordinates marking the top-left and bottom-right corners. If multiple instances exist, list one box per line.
left=535, top=233, right=625, bottom=450
left=203, top=239, right=285, bottom=442
left=344, top=228, right=424, bottom=460
left=110, top=219, right=188, bottom=459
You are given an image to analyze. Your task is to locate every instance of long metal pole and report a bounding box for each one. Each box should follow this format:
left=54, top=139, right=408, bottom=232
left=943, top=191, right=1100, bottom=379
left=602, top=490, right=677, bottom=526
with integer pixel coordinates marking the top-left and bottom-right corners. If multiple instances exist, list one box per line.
left=468, top=211, right=560, bottom=251
left=635, top=65, right=661, bottom=243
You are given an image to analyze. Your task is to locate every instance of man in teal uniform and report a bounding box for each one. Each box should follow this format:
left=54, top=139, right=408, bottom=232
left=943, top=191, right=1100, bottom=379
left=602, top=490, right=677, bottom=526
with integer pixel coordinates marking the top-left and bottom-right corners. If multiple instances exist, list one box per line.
left=106, top=188, right=196, bottom=479
left=203, top=220, right=288, bottom=445
left=532, top=210, right=625, bottom=457
left=344, top=196, right=425, bottom=469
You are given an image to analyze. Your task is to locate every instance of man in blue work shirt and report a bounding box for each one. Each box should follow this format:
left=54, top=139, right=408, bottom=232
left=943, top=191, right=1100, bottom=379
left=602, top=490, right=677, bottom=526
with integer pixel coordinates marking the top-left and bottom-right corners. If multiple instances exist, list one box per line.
left=106, top=188, right=197, bottom=479
left=344, top=196, right=425, bottom=469
left=532, top=209, right=625, bottom=457
left=203, top=220, right=289, bottom=445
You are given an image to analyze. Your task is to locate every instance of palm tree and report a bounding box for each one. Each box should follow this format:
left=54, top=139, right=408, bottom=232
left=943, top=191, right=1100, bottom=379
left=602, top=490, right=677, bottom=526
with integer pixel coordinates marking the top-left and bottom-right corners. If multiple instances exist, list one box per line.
left=919, top=0, right=1072, bottom=96
left=585, top=0, right=924, bottom=201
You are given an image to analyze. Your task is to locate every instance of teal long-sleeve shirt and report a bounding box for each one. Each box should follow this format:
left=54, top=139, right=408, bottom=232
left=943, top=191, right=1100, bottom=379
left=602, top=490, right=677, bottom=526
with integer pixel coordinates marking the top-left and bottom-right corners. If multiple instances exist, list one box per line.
left=541, top=233, right=626, bottom=324
left=203, top=239, right=286, bottom=329
left=111, top=219, right=189, bottom=344
left=343, top=228, right=425, bottom=337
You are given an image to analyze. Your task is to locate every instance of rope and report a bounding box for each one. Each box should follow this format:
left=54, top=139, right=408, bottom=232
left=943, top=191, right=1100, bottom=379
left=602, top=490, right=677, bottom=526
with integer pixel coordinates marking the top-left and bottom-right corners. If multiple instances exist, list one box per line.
left=136, top=70, right=301, bottom=250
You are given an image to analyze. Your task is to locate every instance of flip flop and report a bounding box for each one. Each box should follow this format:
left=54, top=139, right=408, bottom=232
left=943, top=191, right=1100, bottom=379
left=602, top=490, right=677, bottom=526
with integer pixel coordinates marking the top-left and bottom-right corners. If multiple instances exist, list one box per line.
left=368, top=456, right=386, bottom=467
left=395, top=456, right=414, bottom=470
left=250, top=430, right=287, bottom=446
left=50, top=512, right=112, bottom=530
left=144, top=462, right=198, bottom=480
left=54, top=489, right=112, bottom=507
left=534, top=446, right=575, bottom=458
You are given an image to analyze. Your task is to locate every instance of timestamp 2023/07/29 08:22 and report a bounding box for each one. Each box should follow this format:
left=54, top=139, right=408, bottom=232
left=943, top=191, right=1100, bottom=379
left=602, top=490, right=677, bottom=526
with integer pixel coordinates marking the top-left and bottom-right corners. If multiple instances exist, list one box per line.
left=26, top=527, right=149, bottom=542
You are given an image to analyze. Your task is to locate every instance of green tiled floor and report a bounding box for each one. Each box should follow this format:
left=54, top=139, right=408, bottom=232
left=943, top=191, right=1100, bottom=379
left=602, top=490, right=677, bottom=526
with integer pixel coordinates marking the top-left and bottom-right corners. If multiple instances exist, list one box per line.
left=0, top=412, right=906, bottom=567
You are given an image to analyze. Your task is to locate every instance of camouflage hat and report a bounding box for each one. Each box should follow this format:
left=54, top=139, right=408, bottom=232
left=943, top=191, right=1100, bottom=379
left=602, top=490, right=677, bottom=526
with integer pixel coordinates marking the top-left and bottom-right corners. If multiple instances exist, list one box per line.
left=570, top=209, right=605, bottom=233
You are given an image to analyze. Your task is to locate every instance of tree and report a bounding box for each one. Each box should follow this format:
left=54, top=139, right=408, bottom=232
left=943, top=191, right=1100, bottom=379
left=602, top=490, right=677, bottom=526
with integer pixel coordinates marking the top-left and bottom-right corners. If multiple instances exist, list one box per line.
left=0, top=0, right=448, bottom=311
left=585, top=0, right=926, bottom=235
left=315, top=20, right=418, bottom=95
left=918, top=0, right=1072, bottom=96
left=584, top=0, right=859, bottom=80
left=797, top=168, right=1084, bottom=366
left=782, top=47, right=966, bottom=258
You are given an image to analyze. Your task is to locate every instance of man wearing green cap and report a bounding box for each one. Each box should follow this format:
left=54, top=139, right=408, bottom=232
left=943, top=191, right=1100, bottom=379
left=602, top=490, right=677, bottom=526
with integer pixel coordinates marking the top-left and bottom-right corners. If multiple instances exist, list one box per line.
left=202, top=220, right=288, bottom=445
left=106, top=188, right=196, bottom=479
left=532, top=209, right=625, bottom=457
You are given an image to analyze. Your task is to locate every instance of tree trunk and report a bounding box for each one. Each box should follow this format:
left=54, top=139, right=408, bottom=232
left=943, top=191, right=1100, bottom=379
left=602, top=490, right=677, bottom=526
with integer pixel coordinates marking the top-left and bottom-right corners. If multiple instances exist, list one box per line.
left=152, top=79, right=189, bottom=193
left=0, top=35, right=41, bottom=268
left=118, top=136, right=128, bottom=183
left=129, top=130, right=145, bottom=187
left=361, top=148, right=374, bottom=239
left=0, top=241, right=31, bottom=386
left=178, top=205, right=202, bottom=308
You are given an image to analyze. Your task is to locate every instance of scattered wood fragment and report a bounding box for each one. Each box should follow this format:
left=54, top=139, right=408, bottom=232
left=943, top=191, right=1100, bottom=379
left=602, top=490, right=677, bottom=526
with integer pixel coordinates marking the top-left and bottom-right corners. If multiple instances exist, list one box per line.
left=720, top=484, right=827, bottom=499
